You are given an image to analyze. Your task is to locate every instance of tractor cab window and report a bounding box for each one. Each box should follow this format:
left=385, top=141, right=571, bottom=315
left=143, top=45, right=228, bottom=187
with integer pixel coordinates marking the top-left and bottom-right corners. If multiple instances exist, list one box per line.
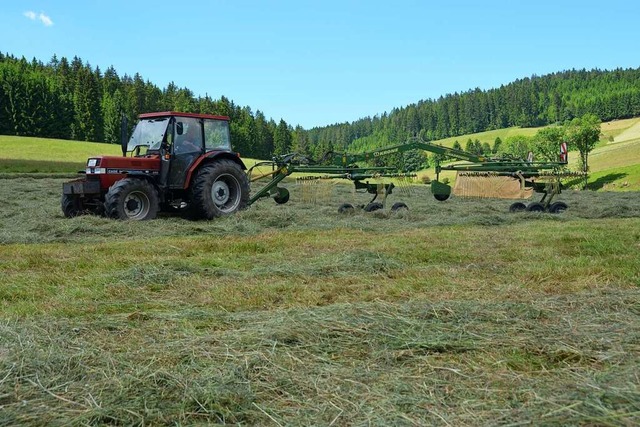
left=204, top=119, right=231, bottom=151
left=174, top=118, right=203, bottom=154
left=127, top=118, right=170, bottom=155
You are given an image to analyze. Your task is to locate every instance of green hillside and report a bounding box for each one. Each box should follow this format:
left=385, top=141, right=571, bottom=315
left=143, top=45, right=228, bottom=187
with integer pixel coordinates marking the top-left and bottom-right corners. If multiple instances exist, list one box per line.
left=417, top=117, right=640, bottom=191
left=0, top=135, right=122, bottom=161
left=0, top=136, right=121, bottom=173
left=2, top=117, right=640, bottom=189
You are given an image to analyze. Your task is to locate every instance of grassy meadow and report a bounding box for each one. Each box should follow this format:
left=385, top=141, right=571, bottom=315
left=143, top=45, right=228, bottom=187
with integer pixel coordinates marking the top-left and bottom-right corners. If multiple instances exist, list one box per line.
left=0, top=135, right=121, bottom=173
left=1, top=174, right=639, bottom=425
left=1, top=123, right=640, bottom=425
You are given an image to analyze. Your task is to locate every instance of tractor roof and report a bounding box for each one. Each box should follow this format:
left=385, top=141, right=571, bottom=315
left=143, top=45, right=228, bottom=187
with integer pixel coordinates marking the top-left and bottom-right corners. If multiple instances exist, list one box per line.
left=138, top=111, right=230, bottom=121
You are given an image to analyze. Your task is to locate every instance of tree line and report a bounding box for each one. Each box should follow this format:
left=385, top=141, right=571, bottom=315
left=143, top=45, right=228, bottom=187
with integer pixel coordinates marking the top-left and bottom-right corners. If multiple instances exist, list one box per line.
left=308, top=68, right=640, bottom=154
left=1, top=52, right=639, bottom=163
left=0, top=53, right=296, bottom=159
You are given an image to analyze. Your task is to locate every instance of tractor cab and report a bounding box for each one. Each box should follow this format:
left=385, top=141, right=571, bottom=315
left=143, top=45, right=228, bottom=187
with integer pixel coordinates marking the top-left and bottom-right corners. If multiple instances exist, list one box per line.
left=126, top=112, right=233, bottom=190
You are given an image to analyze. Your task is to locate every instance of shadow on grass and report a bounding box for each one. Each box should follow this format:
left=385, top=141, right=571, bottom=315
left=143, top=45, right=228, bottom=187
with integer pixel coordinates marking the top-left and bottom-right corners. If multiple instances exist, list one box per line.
left=564, top=172, right=628, bottom=190
left=586, top=172, right=628, bottom=190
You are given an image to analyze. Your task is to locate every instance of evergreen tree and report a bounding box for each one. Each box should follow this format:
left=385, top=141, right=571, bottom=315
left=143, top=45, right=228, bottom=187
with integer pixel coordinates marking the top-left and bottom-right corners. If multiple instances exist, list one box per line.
left=102, top=89, right=125, bottom=144
left=473, top=139, right=483, bottom=155
left=273, top=119, right=292, bottom=156
left=291, top=125, right=311, bottom=156
left=492, top=136, right=502, bottom=154
left=254, top=110, right=274, bottom=159
left=464, top=138, right=474, bottom=153
left=71, top=65, right=102, bottom=141
left=0, top=61, right=25, bottom=134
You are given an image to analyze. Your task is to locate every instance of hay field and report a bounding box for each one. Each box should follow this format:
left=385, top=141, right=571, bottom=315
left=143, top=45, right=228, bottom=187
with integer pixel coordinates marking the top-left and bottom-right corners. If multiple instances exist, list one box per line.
left=1, top=176, right=639, bottom=425
left=612, top=119, right=640, bottom=143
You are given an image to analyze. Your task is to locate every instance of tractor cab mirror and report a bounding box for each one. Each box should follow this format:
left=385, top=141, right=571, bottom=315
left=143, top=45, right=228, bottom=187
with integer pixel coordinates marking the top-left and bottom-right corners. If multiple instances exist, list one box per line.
left=176, top=122, right=184, bottom=136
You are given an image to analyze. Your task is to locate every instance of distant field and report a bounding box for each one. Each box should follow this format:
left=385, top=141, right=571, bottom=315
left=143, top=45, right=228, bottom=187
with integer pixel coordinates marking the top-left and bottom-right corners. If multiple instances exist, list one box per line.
left=429, top=126, right=540, bottom=148
left=0, top=135, right=122, bottom=161
left=428, top=116, right=640, bottom=149
left=0, top=135, right=121, bottom=174
left=611, top=118, right=640, bottom=142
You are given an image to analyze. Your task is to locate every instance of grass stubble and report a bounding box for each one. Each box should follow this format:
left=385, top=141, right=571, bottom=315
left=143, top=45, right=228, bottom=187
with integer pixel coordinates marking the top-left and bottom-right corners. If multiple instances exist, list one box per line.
left=0, top=177, right=639, bottom=425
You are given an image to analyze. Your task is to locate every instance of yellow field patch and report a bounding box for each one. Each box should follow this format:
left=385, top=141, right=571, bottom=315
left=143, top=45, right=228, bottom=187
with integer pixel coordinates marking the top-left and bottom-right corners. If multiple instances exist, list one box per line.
left=612, top=119, right=640, bottom=143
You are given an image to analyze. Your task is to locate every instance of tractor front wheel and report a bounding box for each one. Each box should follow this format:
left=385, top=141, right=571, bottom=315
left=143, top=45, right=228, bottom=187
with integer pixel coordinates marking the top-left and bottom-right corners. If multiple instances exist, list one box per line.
left=104, top=178, right=159, bottom=220
left=62, top=195, right=104, bottom=217
left=189, top=160, right=250, bottom=219
left=61, top=194, right=81, bottom=218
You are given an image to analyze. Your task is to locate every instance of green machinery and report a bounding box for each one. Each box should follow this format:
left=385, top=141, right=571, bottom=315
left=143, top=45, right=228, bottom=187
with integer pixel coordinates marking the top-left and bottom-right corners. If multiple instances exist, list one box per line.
left=247, top=138, right=576, bottom=213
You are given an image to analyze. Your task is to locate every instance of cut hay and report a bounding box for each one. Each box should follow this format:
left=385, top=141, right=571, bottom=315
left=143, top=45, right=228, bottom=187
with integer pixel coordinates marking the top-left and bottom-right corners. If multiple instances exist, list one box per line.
left=1, top=290, right=638, bottom=425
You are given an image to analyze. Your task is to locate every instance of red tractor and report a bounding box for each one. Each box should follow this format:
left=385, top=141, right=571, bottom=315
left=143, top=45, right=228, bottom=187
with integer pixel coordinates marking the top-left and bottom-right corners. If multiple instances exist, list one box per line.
left=62, top=111, right=250, bottom=220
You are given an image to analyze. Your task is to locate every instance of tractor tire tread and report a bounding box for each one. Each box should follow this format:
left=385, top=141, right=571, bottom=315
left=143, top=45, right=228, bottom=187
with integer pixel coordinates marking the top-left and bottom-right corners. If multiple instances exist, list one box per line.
left=188, top=159, right=250, bottom=220
left=104, top=178, right=159, bottom=220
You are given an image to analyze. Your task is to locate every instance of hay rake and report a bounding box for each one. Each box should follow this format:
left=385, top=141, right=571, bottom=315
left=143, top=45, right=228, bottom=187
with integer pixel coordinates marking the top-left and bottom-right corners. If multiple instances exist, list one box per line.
left=247, top=138, right=579, bottom=213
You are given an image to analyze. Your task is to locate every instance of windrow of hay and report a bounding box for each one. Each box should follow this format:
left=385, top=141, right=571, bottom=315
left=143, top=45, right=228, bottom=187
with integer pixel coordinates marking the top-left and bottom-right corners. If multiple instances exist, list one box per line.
left=1, top=290, right=638, bottom=425
left=1, top=177, right=640, bottom=245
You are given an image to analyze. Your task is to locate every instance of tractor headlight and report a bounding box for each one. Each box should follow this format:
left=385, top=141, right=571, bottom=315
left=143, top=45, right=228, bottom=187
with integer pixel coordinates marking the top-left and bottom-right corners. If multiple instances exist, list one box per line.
left=87, top=158, right=99, bottom=167
left=86, top=167, right=106, bottom=174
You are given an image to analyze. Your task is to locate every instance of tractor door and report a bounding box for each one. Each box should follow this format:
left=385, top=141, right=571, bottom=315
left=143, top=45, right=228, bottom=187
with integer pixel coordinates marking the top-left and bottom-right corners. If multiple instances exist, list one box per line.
left=158, top=119, right=174, bottom=188
left=168, top=117, right=204, bottom=189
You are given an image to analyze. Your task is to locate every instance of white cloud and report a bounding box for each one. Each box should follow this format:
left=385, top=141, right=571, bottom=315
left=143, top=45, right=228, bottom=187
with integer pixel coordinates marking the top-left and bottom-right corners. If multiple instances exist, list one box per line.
left=39, top=13, right=53, bottom=26
left=23, top=10, right=54, bottom=27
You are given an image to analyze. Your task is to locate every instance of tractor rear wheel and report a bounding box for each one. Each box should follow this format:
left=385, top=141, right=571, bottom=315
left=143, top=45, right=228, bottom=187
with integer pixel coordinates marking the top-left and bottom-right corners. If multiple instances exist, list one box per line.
left=189, top=160, right=249, bottom=219
left=105, top=178, right=159, bottom=220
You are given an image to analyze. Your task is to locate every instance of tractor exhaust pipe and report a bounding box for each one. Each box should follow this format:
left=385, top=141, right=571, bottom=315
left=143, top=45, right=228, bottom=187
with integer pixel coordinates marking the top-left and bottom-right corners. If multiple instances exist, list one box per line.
left=120, top=114, right=128, bottom=157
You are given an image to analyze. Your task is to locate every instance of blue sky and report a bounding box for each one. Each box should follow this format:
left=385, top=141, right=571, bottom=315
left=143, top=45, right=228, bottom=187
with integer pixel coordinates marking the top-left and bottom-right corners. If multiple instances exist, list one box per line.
left=2, top=1, right=639, bottom=128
